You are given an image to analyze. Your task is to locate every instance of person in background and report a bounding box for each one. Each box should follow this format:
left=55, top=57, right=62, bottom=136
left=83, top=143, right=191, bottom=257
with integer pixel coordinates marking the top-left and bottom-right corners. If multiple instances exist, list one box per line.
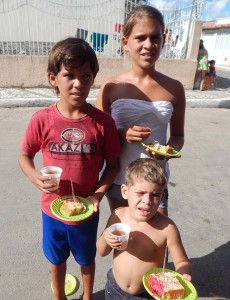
left=161, top=28, right=174, bottom=58
left=209, top=59, right=218, bottom=88
left=18, top=37, right=121, bottom=300
left=194, top=39, right=209, bottom=91
left=96, top=5, right=185, bottom=216
left=97, top=158, right=192, bottom=300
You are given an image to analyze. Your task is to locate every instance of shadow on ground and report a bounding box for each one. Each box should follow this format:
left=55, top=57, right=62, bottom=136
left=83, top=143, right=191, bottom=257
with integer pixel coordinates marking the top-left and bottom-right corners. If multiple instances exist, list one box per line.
left=70, top=290, right=105, bottom=300
left=168, top=241, right=230, bottom=299
left=218, top=76, right=230, bottom=89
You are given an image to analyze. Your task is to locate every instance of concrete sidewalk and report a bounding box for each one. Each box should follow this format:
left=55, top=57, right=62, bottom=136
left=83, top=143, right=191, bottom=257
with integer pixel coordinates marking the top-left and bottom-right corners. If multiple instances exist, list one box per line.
left=0, top=86, right=230, bottom=108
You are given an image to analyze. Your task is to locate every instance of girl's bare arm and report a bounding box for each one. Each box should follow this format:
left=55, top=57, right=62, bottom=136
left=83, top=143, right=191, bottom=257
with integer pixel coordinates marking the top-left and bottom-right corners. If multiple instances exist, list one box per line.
left=168, top=80, right=186, bottom=151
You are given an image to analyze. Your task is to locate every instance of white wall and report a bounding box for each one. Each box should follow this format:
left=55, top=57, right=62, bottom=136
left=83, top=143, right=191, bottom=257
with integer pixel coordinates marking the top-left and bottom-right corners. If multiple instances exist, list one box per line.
left=202, top=23, right=230, bottom=66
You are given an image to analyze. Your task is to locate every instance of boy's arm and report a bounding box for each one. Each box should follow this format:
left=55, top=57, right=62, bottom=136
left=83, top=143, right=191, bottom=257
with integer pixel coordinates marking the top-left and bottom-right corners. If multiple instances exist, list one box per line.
left=97, top=228, right=113, bottom=257
left=166, top=222, right=192, bottom=281
left=97, top=213, right=122, bottom=256
left=18, top=151, right=56, bottom=193
left=88, top=157, right=120, bottom=212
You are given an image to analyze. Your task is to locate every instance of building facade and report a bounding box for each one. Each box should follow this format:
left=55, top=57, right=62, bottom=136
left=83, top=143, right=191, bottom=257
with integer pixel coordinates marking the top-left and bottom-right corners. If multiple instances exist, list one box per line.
left=202, top=18, right=230, bottom=66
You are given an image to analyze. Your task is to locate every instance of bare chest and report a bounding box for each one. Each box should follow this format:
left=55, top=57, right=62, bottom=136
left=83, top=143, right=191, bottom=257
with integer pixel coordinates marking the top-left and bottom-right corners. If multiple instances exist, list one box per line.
left=126, top=230, right=166, bottom=261
left=110, top=82, right=173, bottom=103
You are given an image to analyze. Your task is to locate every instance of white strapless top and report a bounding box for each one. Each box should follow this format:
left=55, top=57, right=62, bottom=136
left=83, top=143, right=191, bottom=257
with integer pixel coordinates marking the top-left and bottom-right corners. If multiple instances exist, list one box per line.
left=111, top=99, right=174, bottom=184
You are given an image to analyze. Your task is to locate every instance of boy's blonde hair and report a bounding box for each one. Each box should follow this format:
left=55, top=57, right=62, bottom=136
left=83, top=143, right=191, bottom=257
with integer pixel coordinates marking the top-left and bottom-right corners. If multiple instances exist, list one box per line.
left=125, top=158, right=167, bottom=187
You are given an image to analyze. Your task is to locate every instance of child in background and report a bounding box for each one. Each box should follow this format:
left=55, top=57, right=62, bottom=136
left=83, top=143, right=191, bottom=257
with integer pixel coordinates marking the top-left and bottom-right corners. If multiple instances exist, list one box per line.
left=97, top=158, right=192, bottom=300
left=18, top=37, right=121, bottom=300
left=96, top=5, right=185, bottom=216
left=209, top=60, right=218, bottom=88
left=204, top=60, right=218, bottom=90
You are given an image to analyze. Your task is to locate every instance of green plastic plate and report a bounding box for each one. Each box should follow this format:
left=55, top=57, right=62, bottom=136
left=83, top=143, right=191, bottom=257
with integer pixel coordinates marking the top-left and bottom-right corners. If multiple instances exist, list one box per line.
left=142, top=268, right=198, bottom=300
left=50, top=195, right=94, bottom=222
left=142, top=143, right=181, bottom=158
left=51, top=273, right=79, bottom=296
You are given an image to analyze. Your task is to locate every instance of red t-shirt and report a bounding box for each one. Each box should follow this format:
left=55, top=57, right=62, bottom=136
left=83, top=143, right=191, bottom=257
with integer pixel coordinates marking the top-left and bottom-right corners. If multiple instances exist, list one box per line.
left=20, top=104, right=121, bottom=224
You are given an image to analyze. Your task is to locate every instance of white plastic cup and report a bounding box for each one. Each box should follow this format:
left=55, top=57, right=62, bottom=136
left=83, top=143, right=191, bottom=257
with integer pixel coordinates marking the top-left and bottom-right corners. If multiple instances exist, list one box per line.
left=109, top=223, right=131, bottom=250
left=41, top=166, right=63, bottom=192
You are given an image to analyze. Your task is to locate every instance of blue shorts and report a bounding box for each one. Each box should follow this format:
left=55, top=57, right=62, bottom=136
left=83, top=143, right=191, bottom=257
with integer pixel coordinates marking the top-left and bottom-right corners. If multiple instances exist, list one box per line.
left=42, top=211, right=99, bottom=266
left=105, top=269, right=154, bottom=300
left=106, top=184, right=168, bottom=209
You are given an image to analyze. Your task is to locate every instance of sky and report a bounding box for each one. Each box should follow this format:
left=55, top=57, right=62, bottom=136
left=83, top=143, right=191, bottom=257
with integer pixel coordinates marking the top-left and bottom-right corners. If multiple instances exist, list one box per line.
left=202, top=0, right=230, bottom=21
left=148, top=0, right=230, bottom=21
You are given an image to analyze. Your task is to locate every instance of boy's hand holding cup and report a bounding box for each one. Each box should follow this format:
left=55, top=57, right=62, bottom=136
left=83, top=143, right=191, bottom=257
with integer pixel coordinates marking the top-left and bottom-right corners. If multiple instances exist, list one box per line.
left=41, top=166, right=63, bottom=192
left=108, top=223, right=131, bottom=250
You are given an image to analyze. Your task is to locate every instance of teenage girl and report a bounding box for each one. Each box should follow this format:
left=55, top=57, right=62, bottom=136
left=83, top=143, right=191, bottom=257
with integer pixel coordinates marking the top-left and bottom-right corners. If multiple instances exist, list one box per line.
left=96, top=5, right=185, bottom=216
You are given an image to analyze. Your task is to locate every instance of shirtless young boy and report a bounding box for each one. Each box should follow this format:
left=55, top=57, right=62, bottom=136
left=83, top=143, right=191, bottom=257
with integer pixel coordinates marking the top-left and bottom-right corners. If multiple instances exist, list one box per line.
left=97, top=158, right=192, bottom=300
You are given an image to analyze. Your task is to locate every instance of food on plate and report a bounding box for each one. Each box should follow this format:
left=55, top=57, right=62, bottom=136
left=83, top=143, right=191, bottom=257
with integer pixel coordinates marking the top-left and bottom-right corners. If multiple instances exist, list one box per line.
left=142, top=142, right=181, bottom=158
left=62, top=198, right=86, bottom=216
left=149, top=144, right=174, bottom=154
left=149, top=272, right=185, bottom=299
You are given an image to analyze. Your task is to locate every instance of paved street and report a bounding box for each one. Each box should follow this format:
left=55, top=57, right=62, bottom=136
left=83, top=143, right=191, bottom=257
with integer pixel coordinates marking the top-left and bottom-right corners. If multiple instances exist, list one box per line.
left=0, top=107, right=229, bottom=300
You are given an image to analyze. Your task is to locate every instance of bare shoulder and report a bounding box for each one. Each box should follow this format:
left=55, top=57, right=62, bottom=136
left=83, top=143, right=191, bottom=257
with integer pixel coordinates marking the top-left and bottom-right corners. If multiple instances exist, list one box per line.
left=156, top=72, right=185, bottom=105
left=107, top=207, right=128, bottom=223
left=158, top=72, right=184, bottom=92
left=199, top=48, right=208, bottom=55
left=114, top=206, right=129, bottom=218
left=96, top=71, right=133, bottom=111
left=100, top=72, right=130, bottom=90
left=150, top=212, right=176, bottom=229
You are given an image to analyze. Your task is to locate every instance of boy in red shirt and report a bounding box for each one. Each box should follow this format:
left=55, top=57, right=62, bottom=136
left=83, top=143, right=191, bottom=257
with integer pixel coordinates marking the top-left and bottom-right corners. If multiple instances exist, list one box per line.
left=19, top=37, right=121, bottom=300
